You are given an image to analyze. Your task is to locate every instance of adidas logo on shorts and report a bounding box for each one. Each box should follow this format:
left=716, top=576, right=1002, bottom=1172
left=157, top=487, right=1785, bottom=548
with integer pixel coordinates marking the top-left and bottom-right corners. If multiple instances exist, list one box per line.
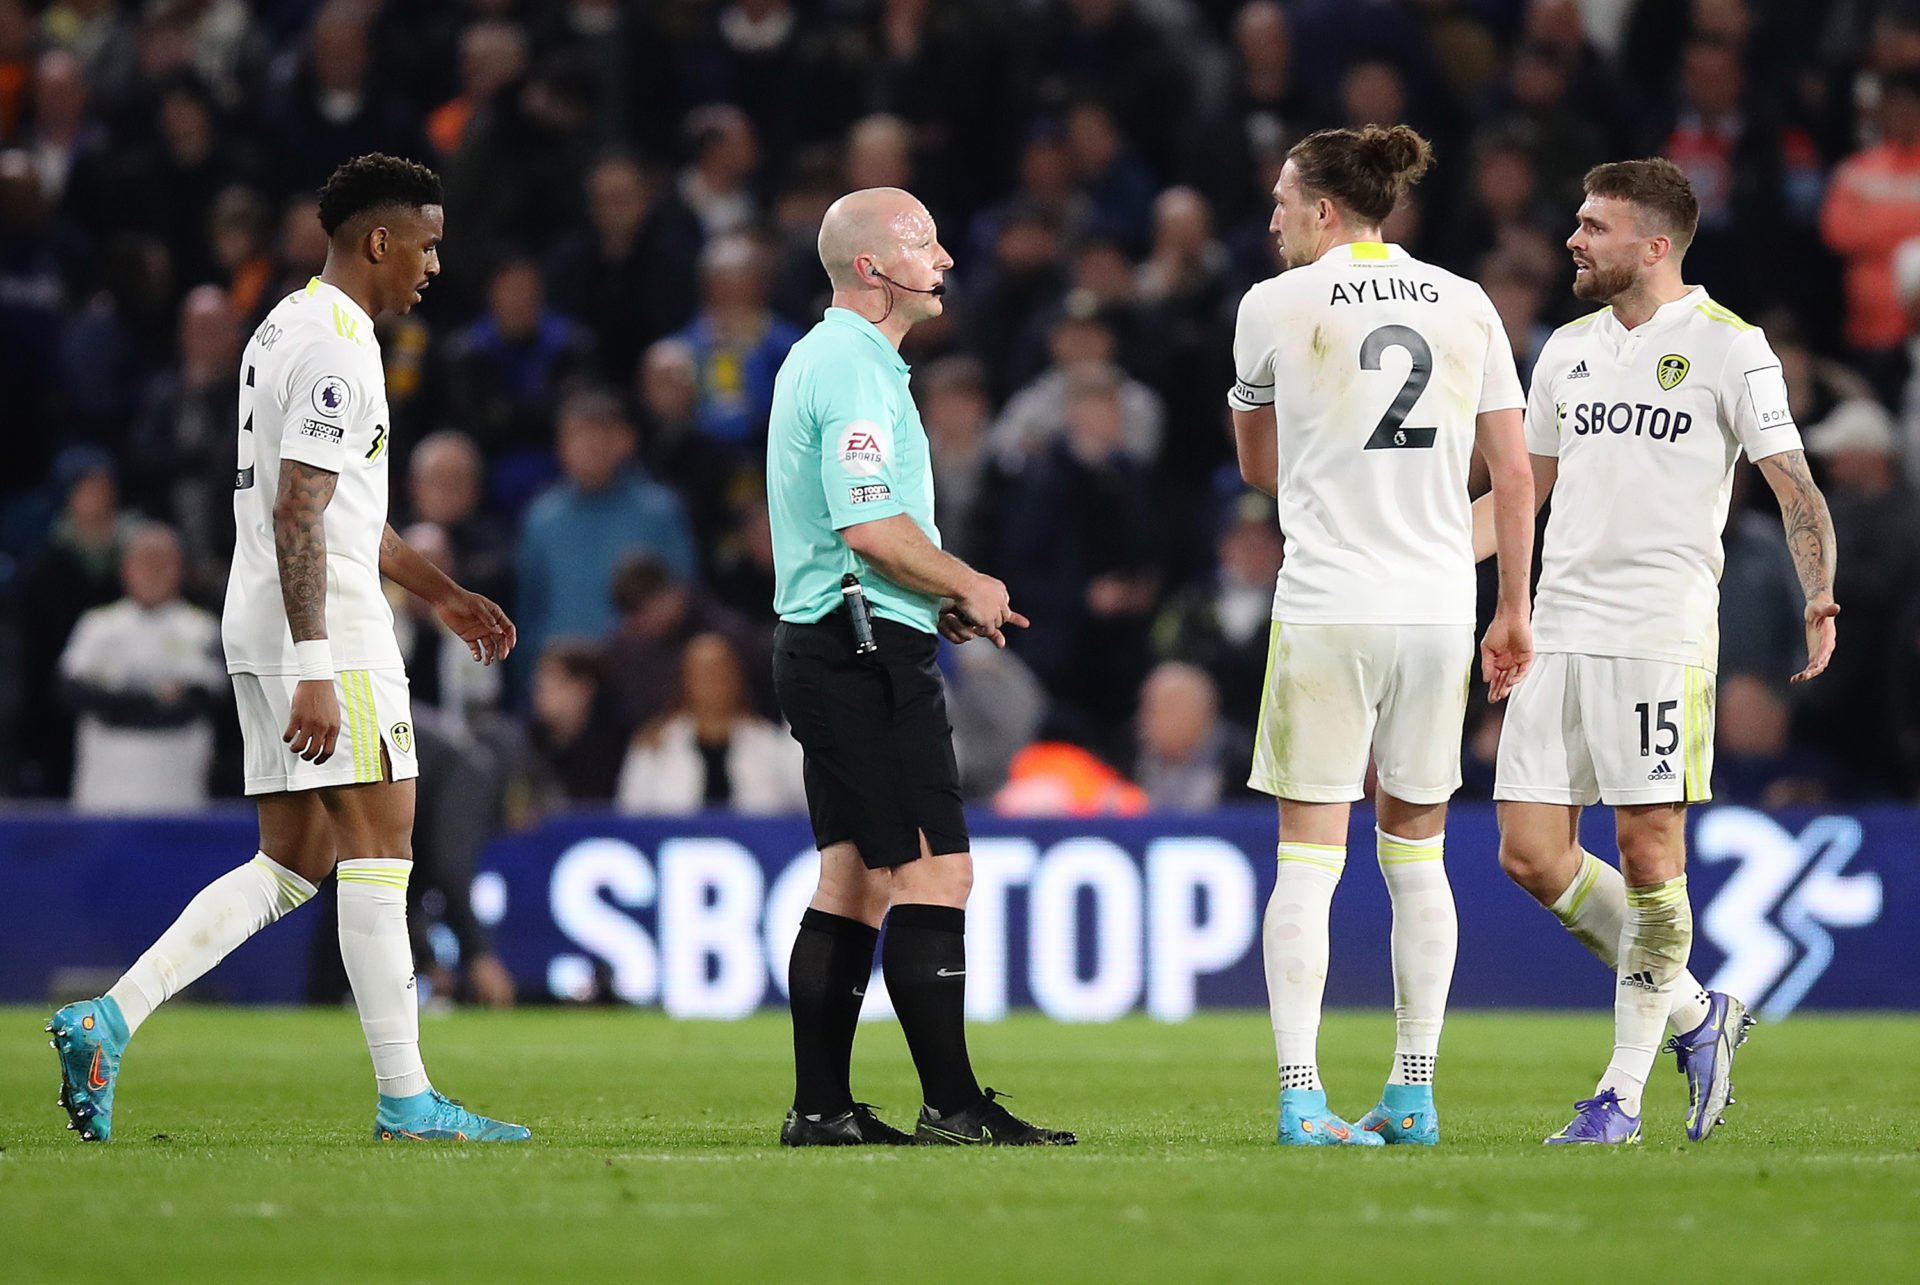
left=1647, top=759, right=1675, bottom=782
left=1568, top=360, right=1591, bottom=379
left=1622, top=970, right=1659, bottom=991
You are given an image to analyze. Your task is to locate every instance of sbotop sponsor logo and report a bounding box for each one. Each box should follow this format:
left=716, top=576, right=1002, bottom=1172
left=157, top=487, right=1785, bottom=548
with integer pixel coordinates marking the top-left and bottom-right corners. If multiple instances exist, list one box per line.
left=1695, top=807, right=1883, bottom=1021
left=477, top=835, right=1254, bottom=1023
left=468, top=807, right=1889, bottom=1024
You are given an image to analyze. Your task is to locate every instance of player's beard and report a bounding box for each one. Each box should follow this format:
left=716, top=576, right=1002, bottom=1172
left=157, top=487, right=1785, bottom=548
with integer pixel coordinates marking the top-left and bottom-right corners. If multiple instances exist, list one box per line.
left=1277, top=218, right=1316, bottom=270
left=1573, top=257, right=1638, bottom=302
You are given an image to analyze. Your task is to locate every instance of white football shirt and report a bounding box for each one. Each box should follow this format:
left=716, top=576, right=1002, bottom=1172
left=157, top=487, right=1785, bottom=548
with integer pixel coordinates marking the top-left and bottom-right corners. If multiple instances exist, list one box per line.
left=222, top=277, right=401, bottom=675
left=1229, top=241, right=1525, bottom=625
left=1525, top=286, right=1803, bottom=669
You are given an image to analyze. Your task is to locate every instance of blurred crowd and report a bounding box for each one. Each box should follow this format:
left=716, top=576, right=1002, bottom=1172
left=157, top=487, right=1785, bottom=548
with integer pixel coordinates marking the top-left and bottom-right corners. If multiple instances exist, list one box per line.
left=7, top=0, right=1920, bottom=847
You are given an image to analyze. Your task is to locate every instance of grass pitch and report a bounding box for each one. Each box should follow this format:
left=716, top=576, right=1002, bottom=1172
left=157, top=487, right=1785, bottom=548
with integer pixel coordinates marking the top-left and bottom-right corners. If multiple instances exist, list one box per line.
left=1, top=1007, right=1915, bottom=1282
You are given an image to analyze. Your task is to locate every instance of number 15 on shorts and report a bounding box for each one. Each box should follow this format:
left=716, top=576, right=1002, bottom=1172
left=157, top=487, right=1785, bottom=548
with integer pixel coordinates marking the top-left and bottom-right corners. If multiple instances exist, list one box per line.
left=1635, top=700, right=1677, bottom=757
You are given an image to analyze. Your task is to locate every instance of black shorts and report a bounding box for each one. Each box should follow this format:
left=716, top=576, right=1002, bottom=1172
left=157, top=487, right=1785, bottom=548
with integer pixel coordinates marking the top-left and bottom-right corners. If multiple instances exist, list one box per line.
left=772, top=613, right=968, bottom=869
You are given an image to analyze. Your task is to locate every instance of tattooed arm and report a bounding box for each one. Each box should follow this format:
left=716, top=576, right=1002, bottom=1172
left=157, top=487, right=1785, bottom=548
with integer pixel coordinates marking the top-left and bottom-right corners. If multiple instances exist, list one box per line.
left=1756, top=448, right=1841, bottom=683
left=274, top=460, right=339, bottom=643
left=273, top=459, right=341, bottom=761
left=380, top=523, right=517, bottom=664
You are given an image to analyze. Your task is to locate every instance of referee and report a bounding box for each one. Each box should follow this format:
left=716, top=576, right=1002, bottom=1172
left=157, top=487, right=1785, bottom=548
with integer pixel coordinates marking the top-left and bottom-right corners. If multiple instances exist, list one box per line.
left=769, top=187, right=1075, bottom=1147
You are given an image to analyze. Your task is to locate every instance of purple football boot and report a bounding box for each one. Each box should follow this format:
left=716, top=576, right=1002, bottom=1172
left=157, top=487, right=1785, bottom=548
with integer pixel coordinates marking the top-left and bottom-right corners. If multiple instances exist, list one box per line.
left=1666, top=991, right=1755, bottom=1142
left=1544, top=1088, right=1641, bottom=1146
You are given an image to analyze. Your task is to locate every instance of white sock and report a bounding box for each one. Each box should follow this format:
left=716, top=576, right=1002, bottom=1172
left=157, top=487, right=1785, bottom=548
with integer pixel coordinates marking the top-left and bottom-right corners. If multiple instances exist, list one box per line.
left=1264, top=841, right=1345, bottom=1093
left=1548, top=851, right=1711, bottom=1035
left=106, top=853, right=316, bottom=1035
left=1599, top=875, right=1695, bottom=1116
left=337, top=859, right=429, bottom=1099
left=1378, top=830, right=1454, bottom=1087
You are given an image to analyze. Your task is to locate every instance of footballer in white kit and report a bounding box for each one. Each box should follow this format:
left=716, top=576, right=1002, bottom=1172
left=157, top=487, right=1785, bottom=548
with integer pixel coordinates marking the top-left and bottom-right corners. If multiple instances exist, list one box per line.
left=224, top=271, right=413, bottom=794
left=48, top=155, right=529, bottom=1147
left=1231, top=242, right=1525, bottom=804
left=1229, top=125, right=1537, bottom=1148
left=1475, top=159, right=1839, bottom=1147
left=1497, top=287, right=1800, bottom=805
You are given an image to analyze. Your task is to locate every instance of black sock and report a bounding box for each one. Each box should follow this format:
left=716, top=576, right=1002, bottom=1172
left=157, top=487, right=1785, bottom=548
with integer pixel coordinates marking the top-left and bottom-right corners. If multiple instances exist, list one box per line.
left=788, top=908, right=878, bottom=1116
left=882, top=903, right=983, bottom=1113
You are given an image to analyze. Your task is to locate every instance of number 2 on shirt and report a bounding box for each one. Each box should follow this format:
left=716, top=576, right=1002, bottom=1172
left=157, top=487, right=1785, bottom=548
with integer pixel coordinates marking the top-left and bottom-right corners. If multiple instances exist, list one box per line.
left=1360, top=325, right=1437, bottom=451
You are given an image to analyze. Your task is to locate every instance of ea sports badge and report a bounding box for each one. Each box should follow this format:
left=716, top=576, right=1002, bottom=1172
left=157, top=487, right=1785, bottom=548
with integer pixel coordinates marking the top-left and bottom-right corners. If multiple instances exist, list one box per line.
left=1657, top=353, right=1690, bottom=391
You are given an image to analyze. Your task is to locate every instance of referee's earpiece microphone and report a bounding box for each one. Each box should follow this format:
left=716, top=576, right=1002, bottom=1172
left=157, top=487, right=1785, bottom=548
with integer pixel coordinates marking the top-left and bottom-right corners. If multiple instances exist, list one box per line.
left=869, top=264, right=946, bottom=297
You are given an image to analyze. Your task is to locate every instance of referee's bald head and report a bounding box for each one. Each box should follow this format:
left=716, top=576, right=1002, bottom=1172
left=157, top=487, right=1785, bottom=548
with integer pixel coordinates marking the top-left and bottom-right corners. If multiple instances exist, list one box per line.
left=817, top=187, right=932, bottom=290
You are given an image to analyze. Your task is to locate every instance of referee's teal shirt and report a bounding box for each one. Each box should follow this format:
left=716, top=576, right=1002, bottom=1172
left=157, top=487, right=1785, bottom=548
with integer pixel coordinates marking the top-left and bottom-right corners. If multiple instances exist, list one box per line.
left=767, top=307, right=942, bottom=632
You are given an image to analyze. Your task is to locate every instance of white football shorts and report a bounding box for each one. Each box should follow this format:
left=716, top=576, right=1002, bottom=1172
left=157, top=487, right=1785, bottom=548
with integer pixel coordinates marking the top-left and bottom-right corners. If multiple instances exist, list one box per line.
left=232, top=667, right=420, bottom=796
left=1248, top=622, right=1473, bottom=805
left=1494, top=652, right=1714, bottom=806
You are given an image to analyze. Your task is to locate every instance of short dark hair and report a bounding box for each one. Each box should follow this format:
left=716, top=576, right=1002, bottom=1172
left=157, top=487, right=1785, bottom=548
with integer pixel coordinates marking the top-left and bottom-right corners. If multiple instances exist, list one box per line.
left=557, top=387, right=631, bottom=429
left=157, top=71, right=215, bottom=115
left=1883, top=67, right=1920, bottom=102
left=1287, top=124, right=1434, bottom=224
left=611, top=554, right=676, bottom=613
left=316, top=153, right=442, bottom=238
left=1582, top=157, right=1699, bottom=255
left=539, top=638, right=603, bottom=684
left=917, top=354, right=988, bottom=400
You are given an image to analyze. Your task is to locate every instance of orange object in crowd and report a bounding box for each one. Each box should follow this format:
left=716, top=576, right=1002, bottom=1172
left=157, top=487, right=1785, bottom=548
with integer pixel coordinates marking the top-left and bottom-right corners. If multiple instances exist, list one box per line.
left=427, top=98, right=475, bottom=159
left=0, top=60, right=25, bottom=139
left=1820, top=137, right=1920, bottom=350
left=994, top=743, right=1149, bottom=818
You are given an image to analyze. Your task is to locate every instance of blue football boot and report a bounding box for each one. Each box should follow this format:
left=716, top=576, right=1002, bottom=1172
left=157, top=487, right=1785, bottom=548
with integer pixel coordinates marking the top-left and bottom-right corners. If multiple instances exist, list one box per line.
left=1543, top=1087, right=1642, bottom=1145
left=374, top=1088, right=531, bottom=1142
left=1666, top=991, right=1755, bottom=1142
left=48, top=997, right=129, bottom=1143
left=1357, top=1083, right=1440, bottom=1146
left=1277, top=1088, right=1385, bottom=1147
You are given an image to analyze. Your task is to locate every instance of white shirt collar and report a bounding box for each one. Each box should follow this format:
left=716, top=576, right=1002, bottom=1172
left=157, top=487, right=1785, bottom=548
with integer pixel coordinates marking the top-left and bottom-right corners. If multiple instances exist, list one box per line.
left=1330, top=241, right=1406, bottom=263
left=1600, top=284, right=1706, bottom=336
left=304, top=276, right=376, bottom=345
